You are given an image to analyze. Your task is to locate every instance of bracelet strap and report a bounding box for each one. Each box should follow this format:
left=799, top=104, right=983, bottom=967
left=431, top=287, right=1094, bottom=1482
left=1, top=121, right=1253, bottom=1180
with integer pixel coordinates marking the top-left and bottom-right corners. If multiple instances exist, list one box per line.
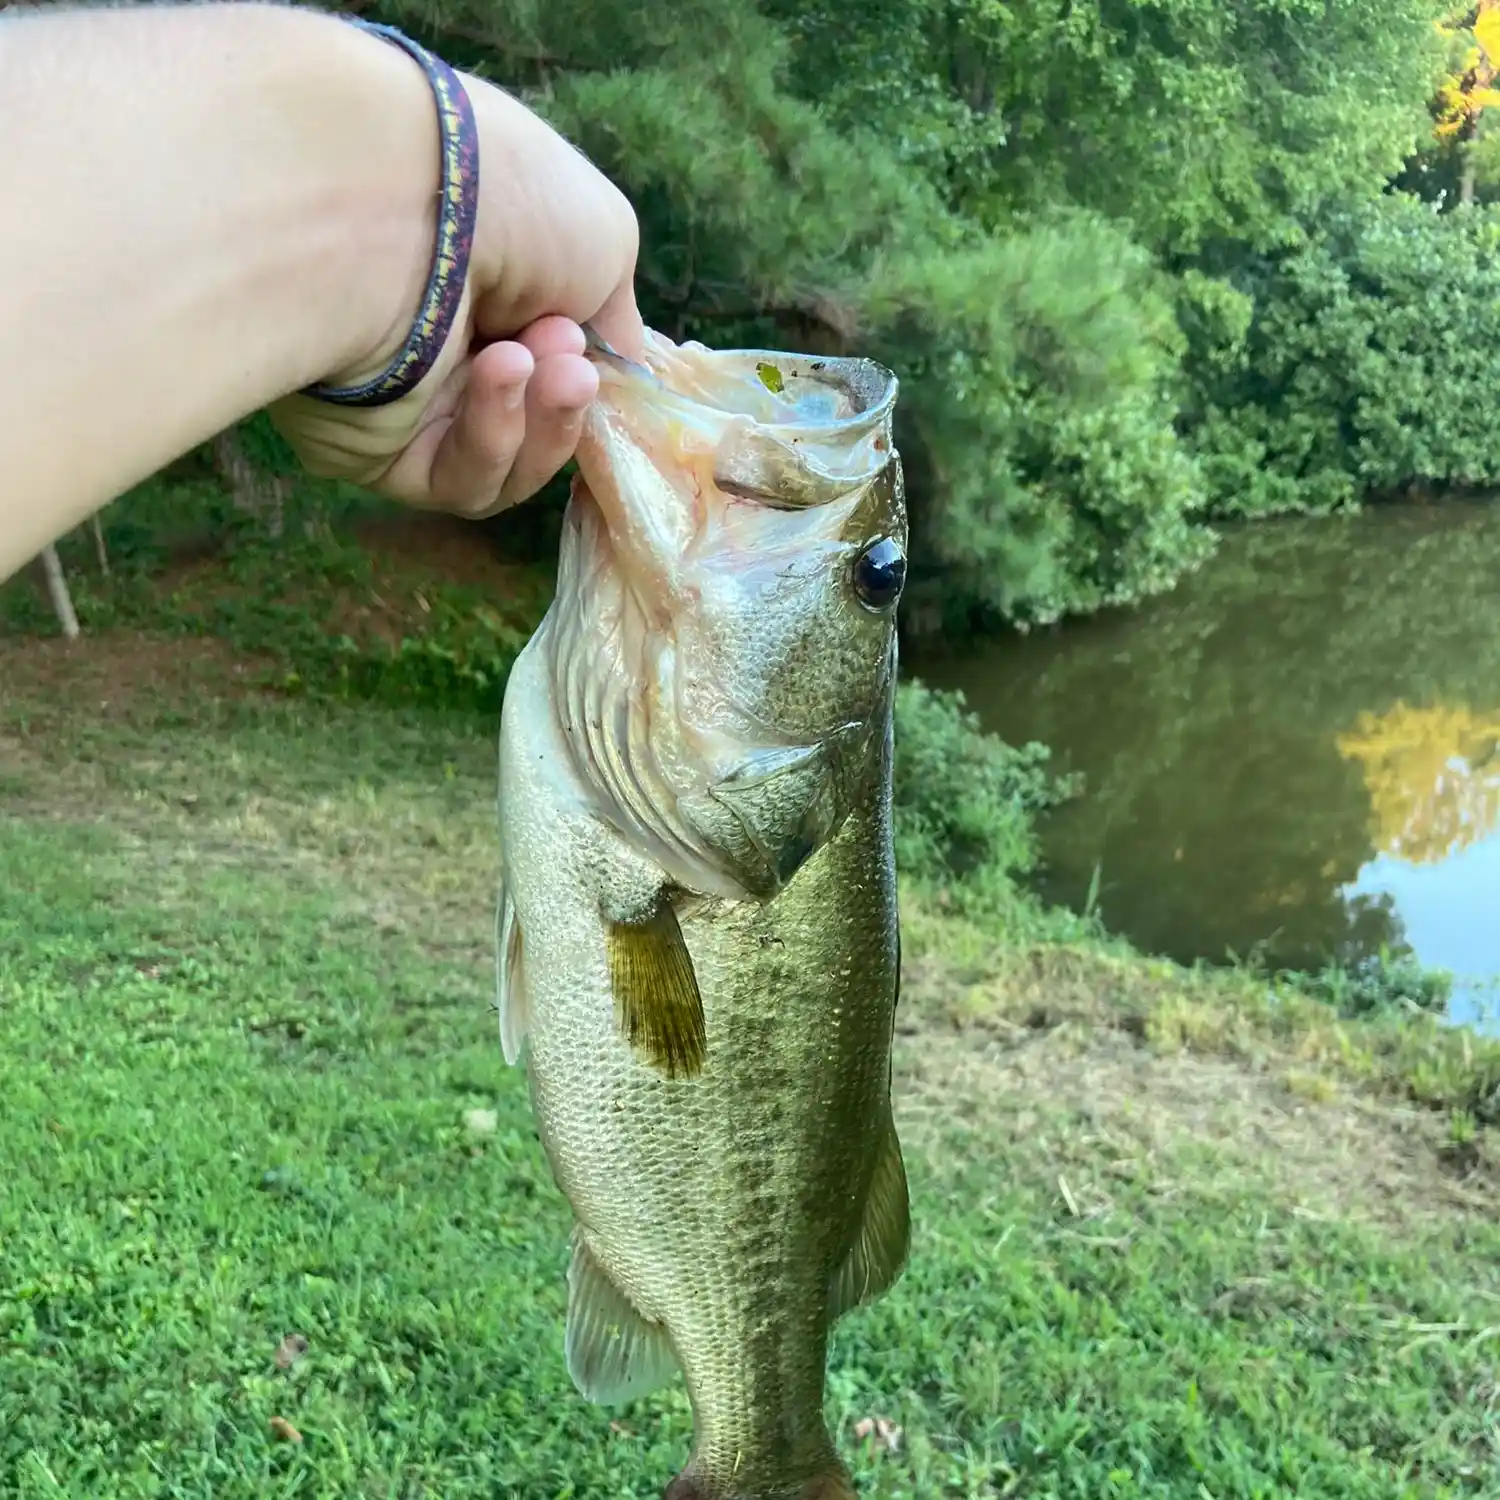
left=303, top=21, right=479, bottom=409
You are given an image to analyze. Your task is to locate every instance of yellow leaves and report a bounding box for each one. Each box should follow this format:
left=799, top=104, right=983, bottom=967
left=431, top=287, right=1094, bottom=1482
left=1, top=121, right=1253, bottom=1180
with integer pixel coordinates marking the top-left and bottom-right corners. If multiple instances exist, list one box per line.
left=1335, top=700, right=1500, bottom=865
left=1432, top=5, right=1500, bottom=138
left=1475, top=7, right=1500, bottom=67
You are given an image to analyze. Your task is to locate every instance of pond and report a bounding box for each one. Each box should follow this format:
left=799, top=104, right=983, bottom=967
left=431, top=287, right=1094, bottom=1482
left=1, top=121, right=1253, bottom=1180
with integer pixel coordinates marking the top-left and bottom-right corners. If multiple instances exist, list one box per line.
left=908, top=502, right=1500, bottom=1034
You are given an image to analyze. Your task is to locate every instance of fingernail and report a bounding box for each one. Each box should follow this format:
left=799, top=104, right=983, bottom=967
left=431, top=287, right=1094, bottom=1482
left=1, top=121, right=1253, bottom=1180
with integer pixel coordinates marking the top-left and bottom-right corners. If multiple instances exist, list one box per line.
left=500, top=383, right=526, bottom=412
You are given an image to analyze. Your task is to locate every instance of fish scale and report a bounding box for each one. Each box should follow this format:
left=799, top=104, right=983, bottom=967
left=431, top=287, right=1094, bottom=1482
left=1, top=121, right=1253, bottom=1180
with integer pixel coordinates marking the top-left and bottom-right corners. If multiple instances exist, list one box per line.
left=496, top=330, right=910, bottom=1499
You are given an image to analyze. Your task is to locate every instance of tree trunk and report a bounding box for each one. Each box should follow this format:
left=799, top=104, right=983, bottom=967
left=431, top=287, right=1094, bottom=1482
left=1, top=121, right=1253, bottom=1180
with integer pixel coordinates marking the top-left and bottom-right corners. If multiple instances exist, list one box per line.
left=91, top=512, right=110, bottom=577
left=1461, top=149, right=1478, bottom=205
left=212, top=426, right=287, bottom=539
left=40, top=544, right=80, bottom=639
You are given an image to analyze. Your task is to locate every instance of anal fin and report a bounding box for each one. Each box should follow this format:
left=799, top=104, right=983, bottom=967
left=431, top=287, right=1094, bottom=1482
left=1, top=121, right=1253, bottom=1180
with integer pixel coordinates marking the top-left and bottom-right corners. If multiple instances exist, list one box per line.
left=496, top=877, right=530, bottom=1065
left=607, top=895, right=706, bottom=1079
left=566, top=1228, right=678, bottom=1405
left=830, top=1119, right=911, bottom=1319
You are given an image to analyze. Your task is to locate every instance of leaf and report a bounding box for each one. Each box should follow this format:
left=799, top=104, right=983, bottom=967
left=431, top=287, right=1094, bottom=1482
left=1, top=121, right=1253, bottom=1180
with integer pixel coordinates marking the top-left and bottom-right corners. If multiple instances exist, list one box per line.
left=1475, top=8, right=1500, bottom=66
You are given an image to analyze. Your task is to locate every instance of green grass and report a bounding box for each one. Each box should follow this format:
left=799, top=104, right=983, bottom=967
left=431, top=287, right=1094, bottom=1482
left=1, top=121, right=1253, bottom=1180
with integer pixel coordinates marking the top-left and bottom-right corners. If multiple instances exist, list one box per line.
left=3, top=645, right=1500, bottom=1498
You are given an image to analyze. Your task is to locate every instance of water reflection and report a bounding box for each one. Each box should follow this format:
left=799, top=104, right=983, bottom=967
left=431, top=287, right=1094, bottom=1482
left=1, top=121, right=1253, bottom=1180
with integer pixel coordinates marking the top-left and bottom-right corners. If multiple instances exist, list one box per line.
left=906, top=503, right=1500, bottom=1031
left=1336, top=702, right=1500, bottom=865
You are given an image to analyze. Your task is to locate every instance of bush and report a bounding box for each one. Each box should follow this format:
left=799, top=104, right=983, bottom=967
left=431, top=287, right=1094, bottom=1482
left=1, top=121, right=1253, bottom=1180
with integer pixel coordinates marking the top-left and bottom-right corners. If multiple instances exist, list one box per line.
left=1186, top=195, right=1500, bottom=517
left=869, top=216, right=1215, bottom=627
left=892, top=679, right=1079, bottom=916
left=1273, top=950, right=1453, bottom=1021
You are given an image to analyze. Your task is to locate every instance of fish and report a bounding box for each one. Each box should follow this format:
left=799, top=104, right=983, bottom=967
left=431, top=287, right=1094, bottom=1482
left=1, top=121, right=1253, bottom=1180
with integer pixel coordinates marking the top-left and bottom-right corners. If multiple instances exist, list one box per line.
left=495, top=325, right=911, bottom=1500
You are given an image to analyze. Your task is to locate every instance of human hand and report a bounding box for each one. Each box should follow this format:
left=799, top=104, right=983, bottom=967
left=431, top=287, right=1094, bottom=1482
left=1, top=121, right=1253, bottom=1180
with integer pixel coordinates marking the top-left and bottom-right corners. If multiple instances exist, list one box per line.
left=268, top=69, right=643, bottom=519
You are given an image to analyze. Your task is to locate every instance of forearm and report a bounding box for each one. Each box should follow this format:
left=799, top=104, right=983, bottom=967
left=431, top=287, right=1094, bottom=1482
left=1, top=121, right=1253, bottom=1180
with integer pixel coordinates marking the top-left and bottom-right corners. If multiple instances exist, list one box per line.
left=0, top=2, right=438, bottom=581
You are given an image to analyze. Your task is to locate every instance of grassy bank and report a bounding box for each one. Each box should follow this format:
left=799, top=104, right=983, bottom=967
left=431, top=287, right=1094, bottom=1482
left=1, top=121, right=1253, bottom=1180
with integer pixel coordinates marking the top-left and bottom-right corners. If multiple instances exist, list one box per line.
left=3, top=631, right=1499, bottom=1499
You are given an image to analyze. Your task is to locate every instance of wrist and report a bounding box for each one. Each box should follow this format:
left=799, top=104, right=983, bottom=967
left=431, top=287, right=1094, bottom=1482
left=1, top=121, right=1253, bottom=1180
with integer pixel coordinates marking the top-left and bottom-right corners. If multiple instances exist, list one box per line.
left=268, top=8, right=446, bottom=390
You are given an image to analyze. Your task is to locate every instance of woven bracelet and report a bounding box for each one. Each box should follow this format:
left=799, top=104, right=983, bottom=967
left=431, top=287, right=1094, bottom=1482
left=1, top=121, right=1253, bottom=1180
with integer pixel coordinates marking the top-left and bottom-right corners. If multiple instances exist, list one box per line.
left=302, top=20, right=479, bottom=408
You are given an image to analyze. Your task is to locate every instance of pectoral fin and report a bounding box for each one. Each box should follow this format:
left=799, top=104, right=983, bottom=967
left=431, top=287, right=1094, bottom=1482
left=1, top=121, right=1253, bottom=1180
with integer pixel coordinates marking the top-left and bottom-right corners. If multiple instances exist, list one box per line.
left=566, top=1229, right=678, bottom=1405
left=607, top=896, right=707, bottom=1079
left=496, top=877, right=530, bottom=1066
left=830, top=1120, right=911, bottom=1319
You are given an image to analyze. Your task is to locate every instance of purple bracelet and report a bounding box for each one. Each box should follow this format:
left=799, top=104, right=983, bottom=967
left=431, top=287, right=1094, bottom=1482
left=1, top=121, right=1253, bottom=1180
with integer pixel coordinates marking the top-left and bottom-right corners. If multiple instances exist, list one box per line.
left=303, top=20, right=479, bottom=408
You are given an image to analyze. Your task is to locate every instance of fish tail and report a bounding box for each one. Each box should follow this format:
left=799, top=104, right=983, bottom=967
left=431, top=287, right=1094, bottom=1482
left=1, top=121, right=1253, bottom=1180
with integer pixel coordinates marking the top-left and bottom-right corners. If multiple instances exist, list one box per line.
left=663, top=1463, right=856, bottom=1499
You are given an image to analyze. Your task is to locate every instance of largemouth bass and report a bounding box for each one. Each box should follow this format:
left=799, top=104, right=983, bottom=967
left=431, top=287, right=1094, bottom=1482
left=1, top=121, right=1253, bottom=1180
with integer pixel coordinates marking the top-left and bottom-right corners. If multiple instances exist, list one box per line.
left=495, top=328, right=910, bottom=1500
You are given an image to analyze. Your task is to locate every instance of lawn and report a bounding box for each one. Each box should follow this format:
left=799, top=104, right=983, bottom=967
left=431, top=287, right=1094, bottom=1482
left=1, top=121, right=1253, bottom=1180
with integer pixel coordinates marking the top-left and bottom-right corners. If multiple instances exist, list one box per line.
left=2, top=635, right=1498, bottom=1499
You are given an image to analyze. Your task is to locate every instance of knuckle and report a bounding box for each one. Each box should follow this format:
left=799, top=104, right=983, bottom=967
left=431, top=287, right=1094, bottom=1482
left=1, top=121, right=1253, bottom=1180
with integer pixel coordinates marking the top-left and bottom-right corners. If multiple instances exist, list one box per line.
left=606, top=183, right=640, bottom=264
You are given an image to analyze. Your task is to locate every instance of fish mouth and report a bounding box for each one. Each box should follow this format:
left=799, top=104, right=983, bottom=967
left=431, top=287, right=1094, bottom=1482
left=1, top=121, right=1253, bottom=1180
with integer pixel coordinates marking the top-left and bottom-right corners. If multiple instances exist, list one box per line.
left=580, top=323, right=898, bottom=510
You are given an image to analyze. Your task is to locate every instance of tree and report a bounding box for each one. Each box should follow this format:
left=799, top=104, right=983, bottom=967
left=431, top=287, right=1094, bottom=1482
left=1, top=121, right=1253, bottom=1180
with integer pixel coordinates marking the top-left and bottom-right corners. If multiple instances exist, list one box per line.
left=1431, top=2, right=1500, bottom=204
left=1182, top=193, right=1500, bottom=516
left=38, top=544, right=79, bottom=640
left=765, top=0, right=1446, bottom=257
left=211, top=426, right=289, bottom=539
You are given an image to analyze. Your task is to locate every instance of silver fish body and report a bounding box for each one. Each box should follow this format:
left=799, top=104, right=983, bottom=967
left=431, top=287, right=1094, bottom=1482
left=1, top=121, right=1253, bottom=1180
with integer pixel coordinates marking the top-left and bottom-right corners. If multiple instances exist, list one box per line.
left=496, top=333, right=910, bottom=1500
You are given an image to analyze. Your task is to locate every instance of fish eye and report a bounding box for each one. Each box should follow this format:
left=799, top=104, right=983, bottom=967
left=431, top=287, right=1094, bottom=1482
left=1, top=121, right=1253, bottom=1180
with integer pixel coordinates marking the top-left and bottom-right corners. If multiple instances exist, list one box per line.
left=851, top=536, right=907, bottom=612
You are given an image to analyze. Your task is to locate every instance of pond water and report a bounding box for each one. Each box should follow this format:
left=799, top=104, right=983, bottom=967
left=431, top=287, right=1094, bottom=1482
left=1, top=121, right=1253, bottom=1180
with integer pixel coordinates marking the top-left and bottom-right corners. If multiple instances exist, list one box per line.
left=908, top=502, right=1500, bottom=1033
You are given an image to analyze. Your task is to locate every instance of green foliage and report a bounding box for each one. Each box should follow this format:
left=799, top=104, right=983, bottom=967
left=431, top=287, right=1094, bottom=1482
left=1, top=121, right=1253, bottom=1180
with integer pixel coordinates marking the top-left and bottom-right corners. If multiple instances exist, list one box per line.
left=269, top=600, right=528, bottom=713
left=1185, top=194, right=1500, bottom=516
left=770, top=0, right=1446, bottom=256
left=234, top=410, right=301, bottom=476
left=893, top=680, right=1079, bottom=915
left=536, top=22, right=1214, bottom=622
left=337, top=0, right=1217, bottom=623
left=1275, top=951, right=1454, bottom=1020
left=316, top=0, right=1457, bottom=620
left=863, top=216, right=1215, bottom=622
left=1, top=469, right=540, bottom=713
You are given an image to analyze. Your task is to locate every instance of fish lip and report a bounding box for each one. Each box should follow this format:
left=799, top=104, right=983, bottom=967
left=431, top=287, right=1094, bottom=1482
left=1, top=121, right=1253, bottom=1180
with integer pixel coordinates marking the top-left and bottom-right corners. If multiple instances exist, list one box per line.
left=580, top=324, right=899, bottom=444
left=581, top=326, right=900, bottom=508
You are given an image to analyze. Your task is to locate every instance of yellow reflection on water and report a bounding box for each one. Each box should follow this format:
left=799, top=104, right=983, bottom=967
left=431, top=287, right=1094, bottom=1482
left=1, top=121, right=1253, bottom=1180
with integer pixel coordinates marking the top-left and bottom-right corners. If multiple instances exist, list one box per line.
left=1336, top=702, right=1500, bottom=865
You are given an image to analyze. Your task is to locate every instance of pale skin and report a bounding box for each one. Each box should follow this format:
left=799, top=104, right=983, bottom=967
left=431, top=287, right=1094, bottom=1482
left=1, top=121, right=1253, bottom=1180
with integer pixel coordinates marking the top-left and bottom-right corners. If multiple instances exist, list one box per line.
left=0, top=0, right=645, bottom=585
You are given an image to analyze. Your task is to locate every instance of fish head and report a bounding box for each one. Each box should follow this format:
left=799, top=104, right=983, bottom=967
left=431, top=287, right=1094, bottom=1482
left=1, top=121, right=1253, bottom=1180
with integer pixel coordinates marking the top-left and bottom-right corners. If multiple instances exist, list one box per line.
left=566, top=330, right=906, bottom=898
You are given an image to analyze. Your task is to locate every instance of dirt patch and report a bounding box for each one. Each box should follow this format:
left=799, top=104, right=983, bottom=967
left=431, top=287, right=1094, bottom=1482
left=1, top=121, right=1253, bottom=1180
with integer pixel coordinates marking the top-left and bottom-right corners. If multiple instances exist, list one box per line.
left=0, top=632, right=272, bottom=717
left=895, top=989, right=1499, bottom=1234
